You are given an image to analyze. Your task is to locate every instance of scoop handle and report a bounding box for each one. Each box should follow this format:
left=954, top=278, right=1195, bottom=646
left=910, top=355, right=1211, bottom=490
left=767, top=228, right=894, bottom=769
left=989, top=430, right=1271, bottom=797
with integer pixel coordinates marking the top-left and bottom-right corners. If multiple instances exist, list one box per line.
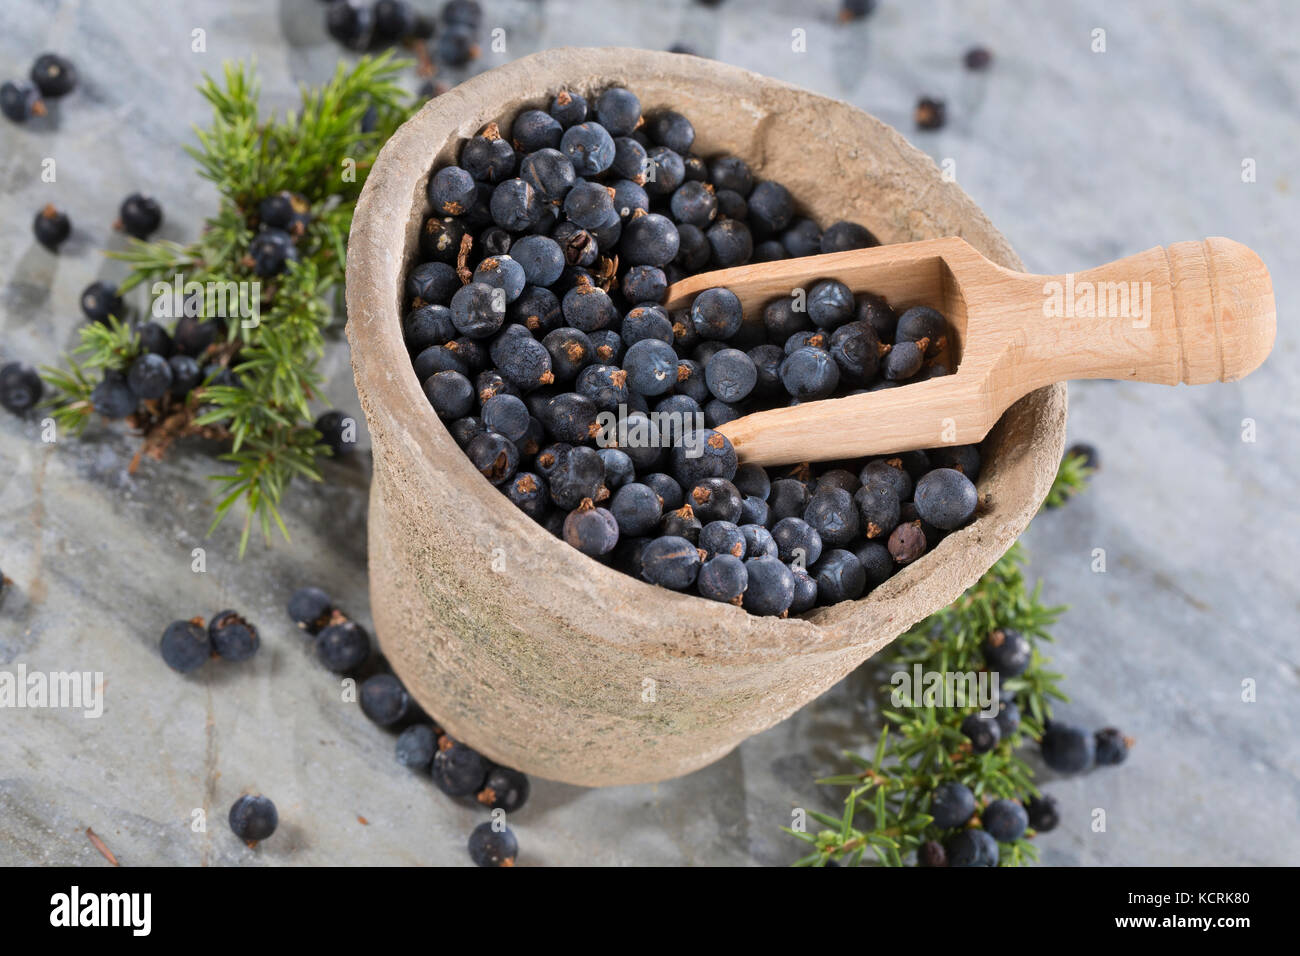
left=1021, top=238, right=1275, bottom=388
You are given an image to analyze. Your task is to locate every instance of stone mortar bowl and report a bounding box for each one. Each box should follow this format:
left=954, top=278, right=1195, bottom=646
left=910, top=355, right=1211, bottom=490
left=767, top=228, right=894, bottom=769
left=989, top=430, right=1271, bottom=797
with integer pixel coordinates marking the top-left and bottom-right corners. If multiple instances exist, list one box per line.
left=345, top=47, right=1067, bottom=786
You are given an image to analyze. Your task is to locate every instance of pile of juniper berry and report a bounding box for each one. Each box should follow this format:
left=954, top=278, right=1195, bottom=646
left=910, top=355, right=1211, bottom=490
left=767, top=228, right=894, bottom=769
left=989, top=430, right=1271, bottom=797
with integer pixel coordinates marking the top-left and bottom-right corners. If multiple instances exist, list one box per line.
left=407, top=85, right=982, bottom=617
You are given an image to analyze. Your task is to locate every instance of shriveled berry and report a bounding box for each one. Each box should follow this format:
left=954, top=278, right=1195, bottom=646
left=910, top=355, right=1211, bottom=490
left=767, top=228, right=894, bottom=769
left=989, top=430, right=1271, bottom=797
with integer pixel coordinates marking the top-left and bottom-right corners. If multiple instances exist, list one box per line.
left=563, top=498, right=619, bottom=556
left=887, top=520, right=927, bottom=564
left=209, top=610, right=259, bottom=662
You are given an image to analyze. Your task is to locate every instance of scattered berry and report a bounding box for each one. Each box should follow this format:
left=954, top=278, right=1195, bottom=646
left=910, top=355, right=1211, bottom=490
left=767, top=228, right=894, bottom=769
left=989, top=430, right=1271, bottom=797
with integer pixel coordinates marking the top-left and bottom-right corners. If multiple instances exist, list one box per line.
left=914, top=97, right=946, bottom=131
left=316, top=619, right=370, bottom=673
left=30, top=53, right=77, bottom=98
left=160, top=619, right=211, bottom=673
left=33, top=205, right=70, bottom=251
left=477, top=767, right=530, bottom=813
left=396, top=724, right=438, bottom=770
left=1025, top=793, right=1060, bottom=832
left=1094, top=727, right=1132, bottom=766
left=432, top=739, right=489, bottom=797
left=1040, top=722, right=1095, bottom=773
left=229, top=794, right=278, bottom=844
left=360, top=673, right=411, bottom=726
left=1, top=81, right=45, bottom=122
left=208, top=610, right=260, bottom=662
left=0, top=362, right=43, bottom=415
left=468, top=821, right=517, bottom=867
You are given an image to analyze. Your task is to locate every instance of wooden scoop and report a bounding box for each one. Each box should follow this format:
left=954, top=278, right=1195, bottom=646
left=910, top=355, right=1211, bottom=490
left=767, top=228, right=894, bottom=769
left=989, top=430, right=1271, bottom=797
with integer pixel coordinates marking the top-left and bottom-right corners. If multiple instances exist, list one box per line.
left=662, top=236, right=1275, bottom=466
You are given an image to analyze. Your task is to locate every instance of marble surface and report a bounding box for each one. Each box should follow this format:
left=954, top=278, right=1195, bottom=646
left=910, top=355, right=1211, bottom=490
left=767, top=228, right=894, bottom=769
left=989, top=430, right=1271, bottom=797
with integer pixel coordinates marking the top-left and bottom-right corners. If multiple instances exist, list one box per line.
left=1, top=0, right=1296, bottom=866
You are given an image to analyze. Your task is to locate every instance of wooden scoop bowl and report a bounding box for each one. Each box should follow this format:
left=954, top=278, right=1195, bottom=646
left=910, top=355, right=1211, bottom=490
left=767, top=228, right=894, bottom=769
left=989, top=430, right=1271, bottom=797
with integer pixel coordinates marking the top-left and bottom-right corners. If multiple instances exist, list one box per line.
left=663, top=237, right=1276, bottom=466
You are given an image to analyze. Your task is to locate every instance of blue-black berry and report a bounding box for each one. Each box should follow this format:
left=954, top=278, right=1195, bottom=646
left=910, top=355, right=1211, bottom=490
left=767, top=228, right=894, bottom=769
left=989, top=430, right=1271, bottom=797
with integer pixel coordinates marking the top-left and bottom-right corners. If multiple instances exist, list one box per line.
left=229, top=794, right=278, bottom=844
left=468, top=821, right=517, bottom=867
left=161, top=618, right=211, bottom=673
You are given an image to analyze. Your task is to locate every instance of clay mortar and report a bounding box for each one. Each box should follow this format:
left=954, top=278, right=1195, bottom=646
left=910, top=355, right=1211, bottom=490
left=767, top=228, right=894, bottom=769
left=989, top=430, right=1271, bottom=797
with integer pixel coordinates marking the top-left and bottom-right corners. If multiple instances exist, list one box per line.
left=345, top=48, right=1067, bottom=786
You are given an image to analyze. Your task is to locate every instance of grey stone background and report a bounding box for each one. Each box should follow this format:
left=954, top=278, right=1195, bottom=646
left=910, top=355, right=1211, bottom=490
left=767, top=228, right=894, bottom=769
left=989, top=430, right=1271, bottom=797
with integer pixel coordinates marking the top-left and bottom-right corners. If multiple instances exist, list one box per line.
left=1, top=0, right=1296, bottom=865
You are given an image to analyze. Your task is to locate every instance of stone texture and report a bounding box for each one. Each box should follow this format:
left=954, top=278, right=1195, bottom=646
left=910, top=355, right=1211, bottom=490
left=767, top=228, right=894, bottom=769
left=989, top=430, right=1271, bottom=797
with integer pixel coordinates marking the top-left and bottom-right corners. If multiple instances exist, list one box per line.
left=1, top=0, right=1296, bottom=864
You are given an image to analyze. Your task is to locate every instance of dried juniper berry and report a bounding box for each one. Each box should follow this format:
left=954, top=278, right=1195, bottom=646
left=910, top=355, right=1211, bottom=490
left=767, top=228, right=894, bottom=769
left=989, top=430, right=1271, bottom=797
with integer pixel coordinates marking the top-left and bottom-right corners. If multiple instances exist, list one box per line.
left=229, top=794, right=278, bottom=844
left=811, top=549, right=866, bottom=604
left=161, top=619, right=211, bottom=673
left=669, top=430, right=737, bottom=488
left=622, top=264, right=667, bottom=304
left=847, top=481, right=899, bottom=541
left=505, top=236, right=562, bottom=288
left=512, top=108, right=562, bottom=153
left=642, top=472, right=683, bottom=511
left=0, top=362, right=43, bottom=415
left=560, top=122, right=616, bottom=176
left=610, top=482, right=663, bottom=536
left=407, top=262, right=461, bottom=307
left=449, top=416, right=487, bottom=449
left=768, top=478, right=811, bottom=523
left=119, top=193, right=163, bottom=240
left=468, top=821, right=518, bottom=867
left=961, top=711, right=1000, bottom=753
left=705, top=218, right=752, bottom=267
left=647, top=110, right=695, bottom=154
left=541, top=392, right=599, bottom=444
left=316, top=619, right=370, bottom=673
left=79, top=281, right=124, bottom=324
left=30, top=53, right=77, bottom=98
left=595, top=87, right=642, bottom=136
left=287, top=586, right=333, bottom=633
left=659, top=503, right=702, bottom=544
left=821, top=221, right=879, bottom=254
left=762, top=297, right=812, bottom=342
left=699, top=520, right=746, bottom=560
left=640, top=535, right=702, bottom=590
left=1, top=81, right=45, bottom=122
left=929, top=781, right=976, bottom=828
left=707, top=156, right=752, bottom=196
left=467, top=432, right=519, bottom=485
left=561, top=275, right=618, bottom=332
left=621, top=305, right=673, bottom=347
left=425, top=370, right=476, bottom=420
left=829, top=321, right=881, bottom=384
left=507, top=471, right=549, bottom=519
left=1095, top=727, right=1132, bottom=766
left=1025, top=794, right=1059, bottom=832
left=698, top=554, right=748, bottom=605
left=518, top=148, right=575, bottom=205
left=598, top=447, right=635, bottom=490
left=643, top=145, right=686, bottom=197
left=742, top=555, right=795, bottom=616
left=860, top=459, right=912, bottom=501
left=563, top=498, right=620, bottom=556
left=413, top=342, right=468, bottom=380
left=689, top=478, right=743, bottom=524
left=895, top=305, right=947, bottom=355
left=913, top=467, right=977, bottom=530
left=482, top=393, right=530, bottom=443
left=670, top=180, right=717, bottom=228
left=209, top=610, right=259, bottom=662
left=780, top=347, right=840, bottom=401
left=451, top=282, right=507, bottom=339
left=882, top=339, right=924, bottom=380
left=617, top=338, right=675, bottom=397
left=982, top=799, right=1028, bottom=842
left=786, top=568, right=818, bottom=614
left=621, top=212, right=680, bottom=267
left=326, top=0, right=374, bottom=49
left=854, top=541, right=894, bottom=588
left=33, top=205, right=70, bottom=251
left=359, top=673, right=411, bottom=726
left=1041, top=722, right=1094, bottom=773
left=945, top=828, right=997, bottom=867
left=460, top=125, right=516, bottom=184
left=715, top=189, right=749, bottom=222
left=690, top=287, right=743, bottom=341
left=803, top=487, right=860, bottom=547
left=739, top=495, right=770, bottom=527
left=396, top=724, right=437, bottom=770
left=928, top=444, right=981, bottom=481
left=576, top=363, right=629, bottom=413
left=489, top=178, right=543, bottom=231
left=547, top=444, right=605, bottom=508
left=549, top=89, right=587, bottom=127
left=671, top=222, right=710, bottom=272
left=981, top=627, right=1031, bottom=678
left=807, top=279, right=855, bottom=330
left=433, top=739, right=490, bottom=797
left=478, top=767, right=530, bottom=813
left=887, top=520, right=927, bottom=565
left=747, top=180, right=794, bottom=236
left=771, top=515, right=824, bottom=569
left=704, top=348, right=756, bottom=404
left=780, top=218, right=822, bottom=258
left=510, top=286, right=563, bottom=335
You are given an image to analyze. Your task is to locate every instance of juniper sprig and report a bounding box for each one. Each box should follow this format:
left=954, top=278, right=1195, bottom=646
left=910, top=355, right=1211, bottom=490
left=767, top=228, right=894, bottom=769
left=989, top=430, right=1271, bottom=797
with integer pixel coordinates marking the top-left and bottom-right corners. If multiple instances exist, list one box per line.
left=786, top=457, right=1088, bottom=866
left=41, top=55, right=419, bottom=553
